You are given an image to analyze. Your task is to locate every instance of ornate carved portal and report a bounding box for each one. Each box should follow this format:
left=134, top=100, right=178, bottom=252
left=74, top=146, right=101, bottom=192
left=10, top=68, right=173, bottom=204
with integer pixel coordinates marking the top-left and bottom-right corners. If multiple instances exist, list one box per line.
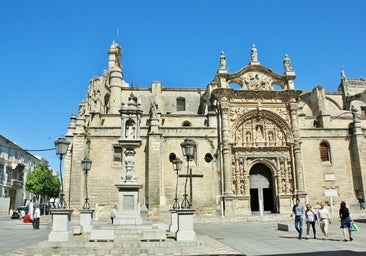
left=232, top=155, right=294, bottom=201
left=231, top=110, right=295, bottom=213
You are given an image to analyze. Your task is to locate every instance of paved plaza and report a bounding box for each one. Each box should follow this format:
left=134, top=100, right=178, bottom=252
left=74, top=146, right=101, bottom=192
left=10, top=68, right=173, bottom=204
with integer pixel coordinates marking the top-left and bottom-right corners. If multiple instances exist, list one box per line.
left=195, top=218, right=366, bottom=255
left=1, top=214, right=366, bottom=255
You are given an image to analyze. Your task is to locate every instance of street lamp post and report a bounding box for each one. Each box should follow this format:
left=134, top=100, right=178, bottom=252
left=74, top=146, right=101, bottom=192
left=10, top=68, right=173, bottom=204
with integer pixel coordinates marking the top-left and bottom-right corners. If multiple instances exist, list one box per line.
left=172, top=157, right=182, bottom=209
left=180, top=138, right=196, bottom=209
left=81, top=156, right=92, bottom=209
left=54, top=137, right=70, bottom=209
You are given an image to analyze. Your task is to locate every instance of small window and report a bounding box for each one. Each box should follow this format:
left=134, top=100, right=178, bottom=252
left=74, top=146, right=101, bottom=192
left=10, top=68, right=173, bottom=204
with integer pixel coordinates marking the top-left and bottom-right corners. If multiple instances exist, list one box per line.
left=319, top=142, right=331, bottom=162
left=177, top=97, right=186, bottom=111
left=169, top=153, right=177, bottom=163
left=182, top=121, right=192, bottom=127
left=0, top=164, right=4, bottom=181
left=204, top=153, right=213, bottom=163
left=113, top=146, right=123, bottom=164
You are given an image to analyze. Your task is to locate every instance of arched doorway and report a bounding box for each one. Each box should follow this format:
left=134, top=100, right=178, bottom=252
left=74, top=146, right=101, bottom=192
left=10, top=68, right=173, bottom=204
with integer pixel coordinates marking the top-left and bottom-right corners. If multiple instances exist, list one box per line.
left=249, top=163, right=274, bottom=213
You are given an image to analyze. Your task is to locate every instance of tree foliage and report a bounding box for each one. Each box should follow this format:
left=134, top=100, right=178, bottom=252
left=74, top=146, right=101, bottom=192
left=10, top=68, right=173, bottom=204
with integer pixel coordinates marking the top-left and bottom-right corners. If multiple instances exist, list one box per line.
left=25, top=163, right=60, bottom=200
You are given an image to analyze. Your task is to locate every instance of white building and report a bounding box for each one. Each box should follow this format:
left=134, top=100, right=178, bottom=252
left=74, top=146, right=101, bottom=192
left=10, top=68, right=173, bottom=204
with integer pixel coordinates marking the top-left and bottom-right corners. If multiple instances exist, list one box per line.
left=0, top=135, right=45, bottom=215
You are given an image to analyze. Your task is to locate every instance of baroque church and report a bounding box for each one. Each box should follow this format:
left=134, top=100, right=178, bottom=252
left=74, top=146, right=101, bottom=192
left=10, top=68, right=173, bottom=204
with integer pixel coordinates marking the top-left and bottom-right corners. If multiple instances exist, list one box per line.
left=62, top=41, right=366, bottom=218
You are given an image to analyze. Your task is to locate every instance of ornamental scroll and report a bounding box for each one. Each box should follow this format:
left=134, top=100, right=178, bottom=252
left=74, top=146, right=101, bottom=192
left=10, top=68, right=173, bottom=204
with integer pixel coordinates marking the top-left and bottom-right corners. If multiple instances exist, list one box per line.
left=241, top=72, right=272, bottom=90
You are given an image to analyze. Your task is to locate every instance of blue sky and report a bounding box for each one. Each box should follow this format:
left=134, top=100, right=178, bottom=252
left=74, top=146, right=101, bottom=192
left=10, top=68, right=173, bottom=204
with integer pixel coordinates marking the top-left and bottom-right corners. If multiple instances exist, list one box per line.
left=1, top=0, right=365, bottom=171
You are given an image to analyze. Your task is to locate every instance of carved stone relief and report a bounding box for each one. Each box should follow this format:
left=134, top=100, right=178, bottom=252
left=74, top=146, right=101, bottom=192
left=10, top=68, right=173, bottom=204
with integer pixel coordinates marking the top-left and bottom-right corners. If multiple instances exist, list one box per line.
left=231, top=154, right=294, bottom=196
left=241, top=72, right=272, bottom=90
left=231, top=156, right=249, bottom=196
left=230, top=108, right=293, bottom=146
left=276, top=157, right=293, bottom=195
left=230, top=107, right=248, bottom=121
left=233, top=115, right=288, bottom=147
left=88, top=77, right=102, bottom=114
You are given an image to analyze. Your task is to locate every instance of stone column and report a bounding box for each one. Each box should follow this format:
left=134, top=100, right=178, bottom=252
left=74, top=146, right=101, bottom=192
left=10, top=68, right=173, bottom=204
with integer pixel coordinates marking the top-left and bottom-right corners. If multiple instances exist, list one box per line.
left=289, top=101, right=305, bottom=194
left=221, top=103, right=233, bottom=196
left=350, top=112, right=366, bottom=199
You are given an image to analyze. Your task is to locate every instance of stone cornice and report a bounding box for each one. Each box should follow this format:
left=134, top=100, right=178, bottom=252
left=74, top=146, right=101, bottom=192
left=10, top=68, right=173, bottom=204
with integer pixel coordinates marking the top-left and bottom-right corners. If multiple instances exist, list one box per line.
left=232, top=146, right=290, bottom=152
left=212, top=89, right=302, bottom=103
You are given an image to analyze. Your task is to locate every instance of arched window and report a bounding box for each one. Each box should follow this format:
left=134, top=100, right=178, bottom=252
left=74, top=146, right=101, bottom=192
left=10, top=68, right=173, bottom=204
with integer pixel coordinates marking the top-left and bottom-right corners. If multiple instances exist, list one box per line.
left=177, top=97, right=185, bottom=111
left=182, top=121, right=192, bottom=127
left=104, top=94, right=110, bottom=113
left=319, top=142, right=331, bottom=162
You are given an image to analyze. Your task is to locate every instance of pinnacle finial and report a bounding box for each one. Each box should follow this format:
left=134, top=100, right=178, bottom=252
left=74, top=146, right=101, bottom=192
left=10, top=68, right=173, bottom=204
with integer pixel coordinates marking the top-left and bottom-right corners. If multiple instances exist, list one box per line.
left=283, top=54, right=293, bottom=72
left=250, top=44, right=259, bottom=64
left=341, top=66, right=346, bottom=79
left=219, top=51, right=226, bottom=70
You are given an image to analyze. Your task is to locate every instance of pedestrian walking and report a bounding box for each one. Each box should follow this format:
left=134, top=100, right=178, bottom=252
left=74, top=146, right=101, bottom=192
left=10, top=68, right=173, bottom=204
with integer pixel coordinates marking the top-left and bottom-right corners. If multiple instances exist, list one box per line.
left=358, top=197, right=365, bottom=210
left=317, top=201, right=331, bottom=239
left=32, top=204, right=40, bottom=230
left=291, top=198, right=305, bottom=239
left=111, top=205, right=118, bottom=224
left=339, top=201, right=353, bottom=242
left=305, top=203, right=317, bottom=239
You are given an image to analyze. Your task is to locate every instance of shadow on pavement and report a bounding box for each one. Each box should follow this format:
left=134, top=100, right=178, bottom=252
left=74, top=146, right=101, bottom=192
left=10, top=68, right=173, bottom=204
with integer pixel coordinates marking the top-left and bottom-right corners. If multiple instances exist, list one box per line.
left=278, top=235, right=342, bottom=242
left=354, top=218, right=366, bottom=223
left=268, top=252, right=365, bottom=256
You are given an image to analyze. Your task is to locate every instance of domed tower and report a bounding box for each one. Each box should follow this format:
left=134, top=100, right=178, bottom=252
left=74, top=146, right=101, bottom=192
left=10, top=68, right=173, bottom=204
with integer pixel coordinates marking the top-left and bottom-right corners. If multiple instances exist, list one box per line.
left=108, top=41, right=124, bottom=114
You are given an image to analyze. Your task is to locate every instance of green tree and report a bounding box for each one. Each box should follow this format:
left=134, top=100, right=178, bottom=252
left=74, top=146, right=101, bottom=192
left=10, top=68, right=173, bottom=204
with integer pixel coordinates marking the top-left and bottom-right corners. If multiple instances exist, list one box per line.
left=25, top=163, right=60, bottom=202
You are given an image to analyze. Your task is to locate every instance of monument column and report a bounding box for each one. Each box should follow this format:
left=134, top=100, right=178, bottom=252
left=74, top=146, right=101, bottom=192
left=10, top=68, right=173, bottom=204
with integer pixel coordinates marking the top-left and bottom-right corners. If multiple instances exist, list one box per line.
left=115, top=93, right=144, bottom=225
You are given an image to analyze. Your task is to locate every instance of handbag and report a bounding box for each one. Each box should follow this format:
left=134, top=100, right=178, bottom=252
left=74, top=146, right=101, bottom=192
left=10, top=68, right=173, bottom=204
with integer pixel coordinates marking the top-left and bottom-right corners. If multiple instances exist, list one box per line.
left=350, top=222, right=359, bottom=232
left=311, top=210, right=318, bottom=221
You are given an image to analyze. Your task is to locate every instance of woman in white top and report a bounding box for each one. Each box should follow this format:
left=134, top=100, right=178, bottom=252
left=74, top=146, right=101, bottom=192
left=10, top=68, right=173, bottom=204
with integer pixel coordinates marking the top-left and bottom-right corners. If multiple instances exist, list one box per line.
left=305, top=204, right=317, bottom=239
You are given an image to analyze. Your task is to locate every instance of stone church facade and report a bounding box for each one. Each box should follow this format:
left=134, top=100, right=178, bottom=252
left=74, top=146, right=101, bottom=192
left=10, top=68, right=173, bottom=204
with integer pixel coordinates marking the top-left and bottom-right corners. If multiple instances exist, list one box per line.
left=63, top=42, right=366, bottom=218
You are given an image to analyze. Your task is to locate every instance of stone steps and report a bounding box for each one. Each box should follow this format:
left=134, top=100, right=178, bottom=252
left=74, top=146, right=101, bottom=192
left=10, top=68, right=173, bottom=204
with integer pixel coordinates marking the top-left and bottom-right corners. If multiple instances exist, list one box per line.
left=37, top=236, right=222, bottom=256
left=35, top=214, right=238, bottom=255
left=90, top=223, right=169, bottom=240
left=30, top=210, right=366, bottom=255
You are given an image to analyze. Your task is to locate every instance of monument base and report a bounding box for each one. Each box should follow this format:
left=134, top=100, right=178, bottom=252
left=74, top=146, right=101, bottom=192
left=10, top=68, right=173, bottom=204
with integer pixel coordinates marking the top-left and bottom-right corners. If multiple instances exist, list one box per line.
left=169, top=209, right=178, bottom=232
left=79, top=209, right=94, bottom=233
left=48, top=209, right=74, bottom=241
left=115, top=183, right=143, bottom=225
left=176, top=209, right=196, bottom=241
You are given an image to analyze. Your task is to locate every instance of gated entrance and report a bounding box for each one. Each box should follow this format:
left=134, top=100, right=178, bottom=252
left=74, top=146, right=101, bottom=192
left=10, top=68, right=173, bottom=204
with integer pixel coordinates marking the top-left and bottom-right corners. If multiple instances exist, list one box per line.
left=249, top=163, right=274, bottom=213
